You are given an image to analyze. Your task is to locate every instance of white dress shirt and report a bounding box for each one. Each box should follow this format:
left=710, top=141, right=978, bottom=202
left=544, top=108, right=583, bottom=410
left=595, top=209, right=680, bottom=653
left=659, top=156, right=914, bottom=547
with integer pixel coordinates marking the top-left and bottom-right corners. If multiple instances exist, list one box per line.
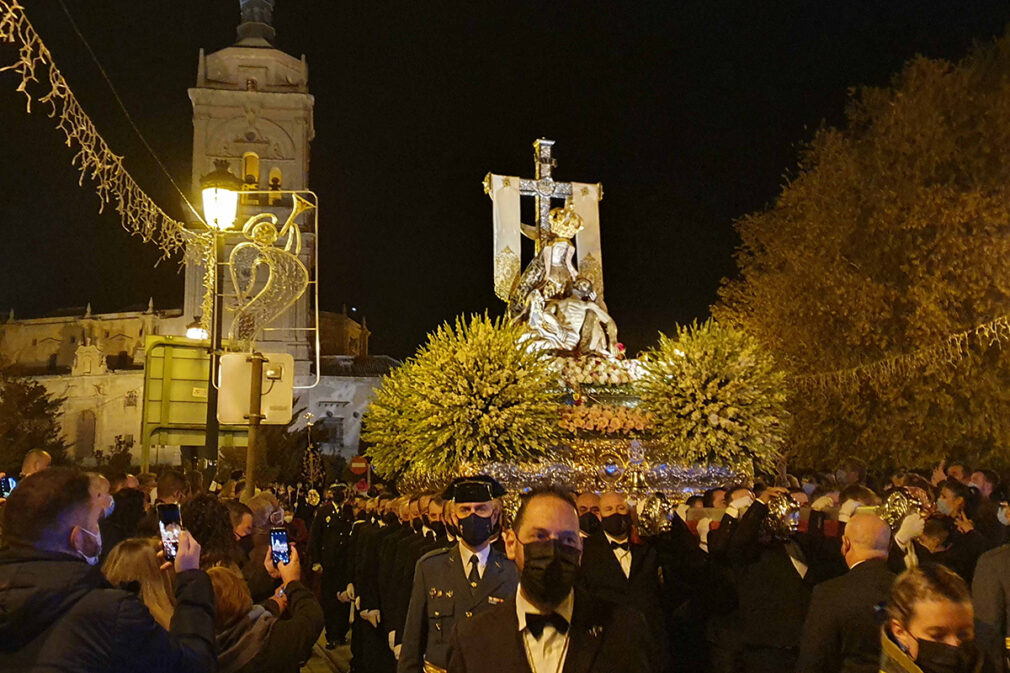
left=458, top=541, right=490, bottom=579
left=516, top=586, right=574, bottom=673
left=604, top=532, right=632, bottom=578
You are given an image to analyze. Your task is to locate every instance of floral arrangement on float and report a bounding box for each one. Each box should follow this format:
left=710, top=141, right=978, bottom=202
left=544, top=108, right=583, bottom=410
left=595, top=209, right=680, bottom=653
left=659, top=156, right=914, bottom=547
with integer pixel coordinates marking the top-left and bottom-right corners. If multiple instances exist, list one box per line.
left=559, top=403, right=654, bottom=436
left=361, top=314, right=561, bottom=485
left=637, top=319, right=788, bottom=473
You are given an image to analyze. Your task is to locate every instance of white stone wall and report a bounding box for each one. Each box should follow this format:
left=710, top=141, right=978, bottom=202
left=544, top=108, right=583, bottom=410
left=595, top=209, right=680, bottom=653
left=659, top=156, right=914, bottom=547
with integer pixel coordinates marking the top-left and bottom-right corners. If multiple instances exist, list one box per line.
left=294, top=375, right=383, bottom=460
left=33, top=370, right=147, bottom=463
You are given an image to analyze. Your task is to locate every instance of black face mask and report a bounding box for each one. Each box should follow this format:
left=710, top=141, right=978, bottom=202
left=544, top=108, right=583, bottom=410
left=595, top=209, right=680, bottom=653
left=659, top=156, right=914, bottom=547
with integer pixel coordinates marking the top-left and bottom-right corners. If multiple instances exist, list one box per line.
left=459, top=513, right=495, bottom=547
left=429, top=520, right=446, bottom=537
left=579, top=512, right=602, bottom=536
left=915, top=638, right=978, bottom=673
left=520, top=539, right=581, bottom=607
left=383, top=512, right=399, bottom=526
left=422, top=514, right=431, bottom=528
left=601, top=512, right=631, bottom=538
left=412, top=518, right=424, bottom=533
left=445, top=522, right=459, bottom=538
left=237, top=534, right=254, bottom=555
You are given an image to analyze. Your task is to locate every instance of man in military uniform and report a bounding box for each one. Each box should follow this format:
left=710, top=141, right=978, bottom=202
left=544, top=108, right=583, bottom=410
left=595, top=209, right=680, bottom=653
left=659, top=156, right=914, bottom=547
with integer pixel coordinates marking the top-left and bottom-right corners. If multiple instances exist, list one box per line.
left=398, top=477, right=519, bottom=673
left=310, top=485, right=353, bottom=649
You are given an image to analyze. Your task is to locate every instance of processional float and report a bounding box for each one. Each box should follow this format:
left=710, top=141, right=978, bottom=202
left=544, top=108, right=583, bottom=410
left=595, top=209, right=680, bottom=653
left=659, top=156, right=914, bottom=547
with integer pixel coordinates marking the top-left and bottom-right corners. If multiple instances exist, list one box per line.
left=480, top=140, right=737, bottom=527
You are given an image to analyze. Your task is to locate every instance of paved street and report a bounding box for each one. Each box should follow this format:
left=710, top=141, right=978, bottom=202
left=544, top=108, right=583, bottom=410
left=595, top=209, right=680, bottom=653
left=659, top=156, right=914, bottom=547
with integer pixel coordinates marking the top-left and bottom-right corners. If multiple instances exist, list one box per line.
left=301, top=634, right=350, bottom=673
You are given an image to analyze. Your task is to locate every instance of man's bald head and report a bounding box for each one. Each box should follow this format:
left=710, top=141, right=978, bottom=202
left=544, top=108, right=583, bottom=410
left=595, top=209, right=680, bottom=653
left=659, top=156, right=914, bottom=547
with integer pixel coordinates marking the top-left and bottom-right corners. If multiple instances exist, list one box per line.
left=841, top=512, right=891, bottom=568
left=21, top=449, right=52, bottom=478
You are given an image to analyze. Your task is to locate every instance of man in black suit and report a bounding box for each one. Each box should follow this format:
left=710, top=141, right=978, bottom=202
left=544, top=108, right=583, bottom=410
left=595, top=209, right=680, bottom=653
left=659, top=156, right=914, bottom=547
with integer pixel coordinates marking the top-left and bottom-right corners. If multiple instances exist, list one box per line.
left=356, top=494, right=401, bottom=673
left=447, top=487, right=657, bottom=673
left=310, top=486, right=354, bottom=648
left=387, top=494, right=446, bottom=659
left=378, top=497, right=417, bottom=658
left=796, top=512, right=894, bottom=673
left=578, top=491, right=667, bottom=669
left=972, top=532, right=1010, bottom=665
left=724, top=486, right=839, bottom=673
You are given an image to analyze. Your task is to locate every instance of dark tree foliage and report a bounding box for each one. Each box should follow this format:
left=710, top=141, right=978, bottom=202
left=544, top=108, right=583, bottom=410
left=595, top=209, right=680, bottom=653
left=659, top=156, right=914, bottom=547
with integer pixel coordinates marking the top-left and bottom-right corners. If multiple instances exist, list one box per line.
left=717, top=33, right=1010, bottom=470
left=0, top=370, right=69, bottom=473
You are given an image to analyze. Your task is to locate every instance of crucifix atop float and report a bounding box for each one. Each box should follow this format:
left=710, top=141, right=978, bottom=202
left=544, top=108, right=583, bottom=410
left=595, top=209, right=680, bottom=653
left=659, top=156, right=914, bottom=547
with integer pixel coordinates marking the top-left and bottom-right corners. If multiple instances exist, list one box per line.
left=484, top=139, right=616, bottom=358
left=484, top=139, right=604, bottom=303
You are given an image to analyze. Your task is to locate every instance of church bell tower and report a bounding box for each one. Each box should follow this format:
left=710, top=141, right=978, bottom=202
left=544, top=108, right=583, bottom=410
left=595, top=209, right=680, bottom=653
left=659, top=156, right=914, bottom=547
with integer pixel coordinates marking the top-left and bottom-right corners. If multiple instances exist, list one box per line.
left=185, top=0, right=315, bottom=368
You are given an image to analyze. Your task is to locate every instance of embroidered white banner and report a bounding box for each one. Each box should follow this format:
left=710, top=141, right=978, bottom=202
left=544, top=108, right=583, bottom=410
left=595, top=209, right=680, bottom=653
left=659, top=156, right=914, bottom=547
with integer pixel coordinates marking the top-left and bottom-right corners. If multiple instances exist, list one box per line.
left=571, top=182, right=604, bottom=299
left=490, top=174, right=521, bottom=301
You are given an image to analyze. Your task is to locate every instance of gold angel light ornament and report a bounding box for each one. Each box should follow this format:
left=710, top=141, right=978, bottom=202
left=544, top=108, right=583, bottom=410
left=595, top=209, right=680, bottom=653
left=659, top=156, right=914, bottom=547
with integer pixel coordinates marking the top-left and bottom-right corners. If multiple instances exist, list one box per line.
left=228, top=193, right=313, bottom=345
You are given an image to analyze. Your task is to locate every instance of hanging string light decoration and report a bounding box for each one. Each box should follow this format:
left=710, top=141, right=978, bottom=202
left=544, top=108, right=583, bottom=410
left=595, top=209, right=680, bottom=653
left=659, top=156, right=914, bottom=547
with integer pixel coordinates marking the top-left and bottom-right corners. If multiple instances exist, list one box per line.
left=794, top=313, right=1010, bottom=394
left=0, top=1, right=208, bottom=259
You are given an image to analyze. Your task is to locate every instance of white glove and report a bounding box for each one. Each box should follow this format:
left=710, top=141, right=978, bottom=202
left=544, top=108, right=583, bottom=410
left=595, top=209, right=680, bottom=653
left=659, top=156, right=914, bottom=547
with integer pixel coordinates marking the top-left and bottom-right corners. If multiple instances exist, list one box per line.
left=393, top=644, right=402, bottom=660
left=676, top=504, right=690, bottom=521
left=362, top=609, right=381, bottom=628
left=895, top=513, right=925, bottom=547
left=696, top=517, right=712, bottom=545
left=811, top=496, right=834, bottom=513
left=838, top=499, right=862, bottom=522
left=312, top=563, right=323, bottom=573
left=725, top=495, right=753, bottom=519
left=388, top=631, right=396, bottom=651
left=355, top=596, right=361, bottom=610
left=346, top=583, right=356, bottom=600
left=337, top=590, right=351, bottom=603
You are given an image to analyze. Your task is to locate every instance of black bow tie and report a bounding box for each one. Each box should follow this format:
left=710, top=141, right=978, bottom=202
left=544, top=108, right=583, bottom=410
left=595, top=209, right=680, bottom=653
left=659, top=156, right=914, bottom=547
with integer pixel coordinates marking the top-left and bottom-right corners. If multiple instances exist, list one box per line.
left=526, top=612, right=569, bottom=639
left=610, top=541, right=630, bottom=551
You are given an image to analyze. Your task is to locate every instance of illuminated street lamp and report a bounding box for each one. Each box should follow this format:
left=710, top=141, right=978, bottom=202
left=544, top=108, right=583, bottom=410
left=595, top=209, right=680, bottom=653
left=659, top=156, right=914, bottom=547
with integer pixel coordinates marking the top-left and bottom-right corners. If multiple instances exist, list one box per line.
left=199, top=160, right=243, bottom=468
left=201, top=159, right=242, bottom=230
left=185, top=317, right=208, bottom=340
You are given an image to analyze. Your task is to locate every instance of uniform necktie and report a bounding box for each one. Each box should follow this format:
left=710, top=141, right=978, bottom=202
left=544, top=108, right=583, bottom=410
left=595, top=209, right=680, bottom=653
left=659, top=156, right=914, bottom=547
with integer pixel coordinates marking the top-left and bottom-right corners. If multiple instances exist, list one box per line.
left=526, top=612, right=570, bottom=639
left=468, top=555, right=480, bottom=588
left=610, top=541, right=629, bottom=551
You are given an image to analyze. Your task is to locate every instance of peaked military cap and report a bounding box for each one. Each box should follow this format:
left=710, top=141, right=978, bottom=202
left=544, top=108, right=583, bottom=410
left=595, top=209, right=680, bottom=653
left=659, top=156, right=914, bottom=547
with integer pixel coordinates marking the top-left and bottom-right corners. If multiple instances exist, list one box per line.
left=443, top=475, right=506, bottom=503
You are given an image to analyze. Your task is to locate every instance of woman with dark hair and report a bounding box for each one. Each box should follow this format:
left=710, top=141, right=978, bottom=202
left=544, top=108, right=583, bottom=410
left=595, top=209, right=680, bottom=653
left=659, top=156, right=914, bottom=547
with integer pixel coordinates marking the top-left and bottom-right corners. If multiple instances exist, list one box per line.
left=940, top=480, right=981, bottom=522
left=181, top=494, right=240, bottom=569
left=928, top=480, right=987, bottom=582
left=881, top=564, right=997, bottom=673
left=99, top=487, right=148, bottom=562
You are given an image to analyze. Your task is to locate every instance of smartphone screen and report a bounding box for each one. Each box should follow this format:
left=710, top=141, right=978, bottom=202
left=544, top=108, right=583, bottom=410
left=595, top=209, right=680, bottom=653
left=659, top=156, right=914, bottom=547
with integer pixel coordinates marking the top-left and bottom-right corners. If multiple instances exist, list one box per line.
left=157, top=503, right=182, bottom=562
left=0, top=476, right=16, bottom=498
left=270, top=527, right=290, bottom=565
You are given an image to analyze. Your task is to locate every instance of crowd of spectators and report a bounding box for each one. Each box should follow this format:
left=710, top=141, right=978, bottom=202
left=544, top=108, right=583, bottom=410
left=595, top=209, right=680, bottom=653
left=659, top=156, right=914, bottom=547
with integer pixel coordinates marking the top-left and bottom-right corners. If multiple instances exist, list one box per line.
left=0, top=452, right=325, bottom=672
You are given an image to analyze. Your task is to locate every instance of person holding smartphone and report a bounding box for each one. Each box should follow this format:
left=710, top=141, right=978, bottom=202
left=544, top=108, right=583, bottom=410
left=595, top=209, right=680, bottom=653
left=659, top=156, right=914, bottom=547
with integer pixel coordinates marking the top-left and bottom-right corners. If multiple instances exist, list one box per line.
left=0, top=468, right=215, bottom=672
left=210, top=544, right=324, bottom=673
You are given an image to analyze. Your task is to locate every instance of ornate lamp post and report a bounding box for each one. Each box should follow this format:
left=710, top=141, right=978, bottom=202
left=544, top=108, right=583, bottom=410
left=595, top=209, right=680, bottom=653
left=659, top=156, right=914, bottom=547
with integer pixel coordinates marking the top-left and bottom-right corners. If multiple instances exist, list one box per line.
left=200, top=160, right=243, bottom=467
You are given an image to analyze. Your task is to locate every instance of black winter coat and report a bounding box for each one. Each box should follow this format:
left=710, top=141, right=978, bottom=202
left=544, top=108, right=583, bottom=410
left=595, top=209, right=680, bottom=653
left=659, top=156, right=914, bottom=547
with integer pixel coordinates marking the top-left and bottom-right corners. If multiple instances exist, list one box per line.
left=0, top=547, right=216, bottom=673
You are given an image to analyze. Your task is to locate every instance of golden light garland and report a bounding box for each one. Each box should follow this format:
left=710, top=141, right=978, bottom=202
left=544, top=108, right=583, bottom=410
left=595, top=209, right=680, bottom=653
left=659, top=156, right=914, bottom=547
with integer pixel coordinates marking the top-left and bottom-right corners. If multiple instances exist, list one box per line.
left=794, top=313, right=1010, bottom=393
left=0, top=1, right=208, bottom=259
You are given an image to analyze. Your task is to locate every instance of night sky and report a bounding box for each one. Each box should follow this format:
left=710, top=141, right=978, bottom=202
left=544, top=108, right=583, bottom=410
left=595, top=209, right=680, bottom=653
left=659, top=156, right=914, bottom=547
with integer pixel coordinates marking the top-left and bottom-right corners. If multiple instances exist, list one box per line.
left=2, top=1, right=1009, bottom=358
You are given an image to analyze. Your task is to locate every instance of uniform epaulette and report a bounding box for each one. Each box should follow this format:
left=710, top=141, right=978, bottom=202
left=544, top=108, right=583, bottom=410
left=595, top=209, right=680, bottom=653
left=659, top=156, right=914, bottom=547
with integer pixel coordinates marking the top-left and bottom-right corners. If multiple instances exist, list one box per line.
left=418, top=547, right=451, bottom=565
